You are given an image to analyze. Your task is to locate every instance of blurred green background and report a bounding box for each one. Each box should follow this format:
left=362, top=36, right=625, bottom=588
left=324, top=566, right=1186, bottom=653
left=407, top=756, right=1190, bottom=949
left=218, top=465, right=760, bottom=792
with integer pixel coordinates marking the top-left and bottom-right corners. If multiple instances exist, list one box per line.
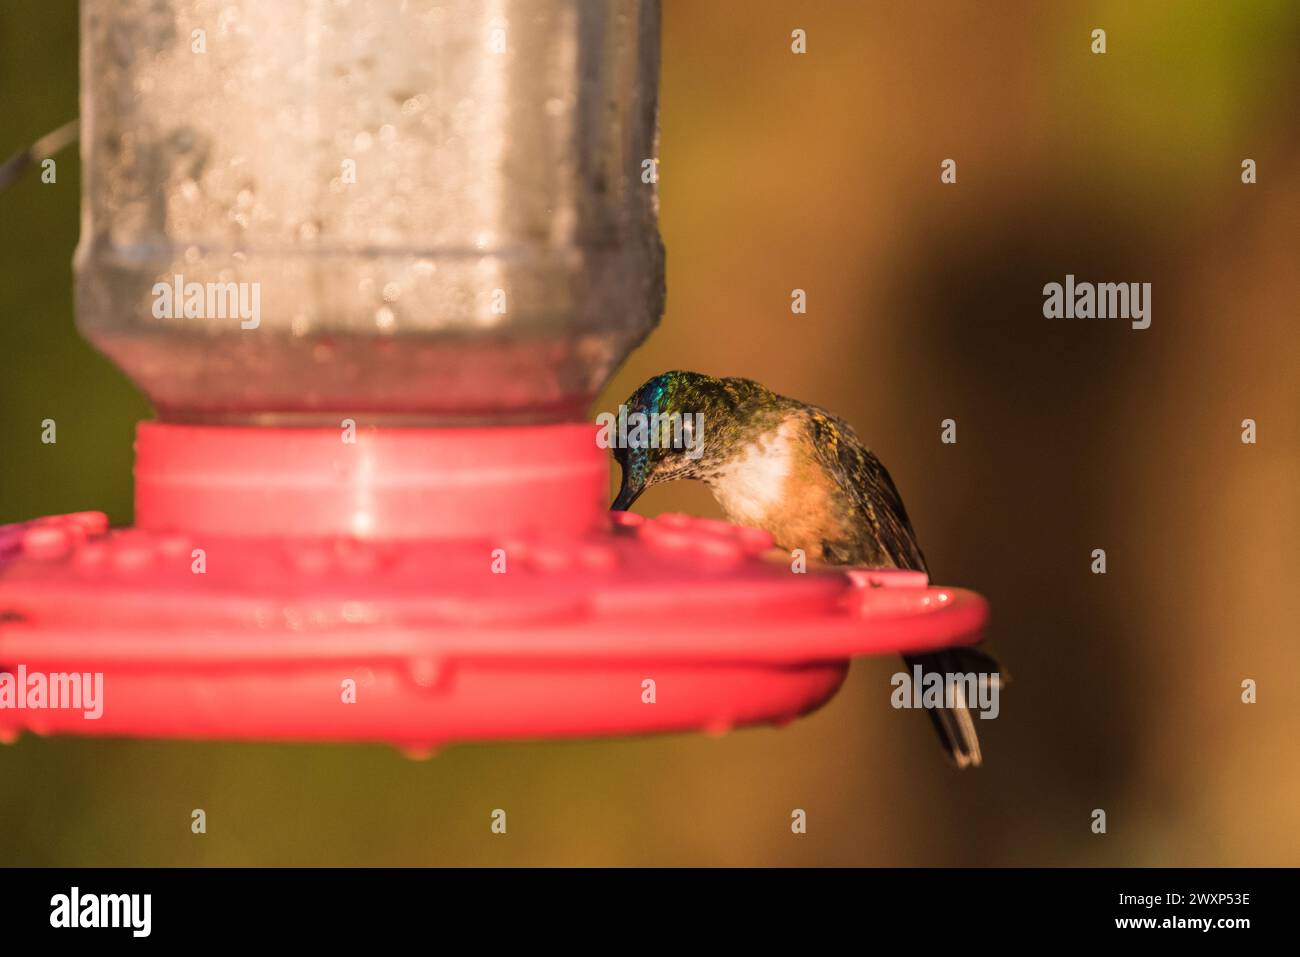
left=2, top=0, right=1298, bottom=865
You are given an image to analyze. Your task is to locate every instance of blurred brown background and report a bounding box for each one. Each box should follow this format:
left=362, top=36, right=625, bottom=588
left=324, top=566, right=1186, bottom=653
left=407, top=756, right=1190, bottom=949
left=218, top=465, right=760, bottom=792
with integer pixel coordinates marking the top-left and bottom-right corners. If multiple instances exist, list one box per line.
left=2, top=1, right=1298, bottom=865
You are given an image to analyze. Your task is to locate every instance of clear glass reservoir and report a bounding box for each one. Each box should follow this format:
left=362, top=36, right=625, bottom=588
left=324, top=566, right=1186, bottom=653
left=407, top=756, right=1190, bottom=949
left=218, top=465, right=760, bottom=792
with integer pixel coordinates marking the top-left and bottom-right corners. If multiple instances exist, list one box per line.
left=75, top=0, right=664, bottom=424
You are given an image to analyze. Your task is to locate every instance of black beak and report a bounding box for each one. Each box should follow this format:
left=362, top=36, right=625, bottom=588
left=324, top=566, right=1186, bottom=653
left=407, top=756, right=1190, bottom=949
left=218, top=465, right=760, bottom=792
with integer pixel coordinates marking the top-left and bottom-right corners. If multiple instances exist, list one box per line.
left=611, top=473, right=645, bottom=512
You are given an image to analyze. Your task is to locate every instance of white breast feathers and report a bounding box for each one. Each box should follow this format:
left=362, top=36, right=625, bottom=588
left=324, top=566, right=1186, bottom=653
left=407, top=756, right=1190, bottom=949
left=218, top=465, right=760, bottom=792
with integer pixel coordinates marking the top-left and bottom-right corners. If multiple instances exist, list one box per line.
left=707, top=417, right=801, bottom=527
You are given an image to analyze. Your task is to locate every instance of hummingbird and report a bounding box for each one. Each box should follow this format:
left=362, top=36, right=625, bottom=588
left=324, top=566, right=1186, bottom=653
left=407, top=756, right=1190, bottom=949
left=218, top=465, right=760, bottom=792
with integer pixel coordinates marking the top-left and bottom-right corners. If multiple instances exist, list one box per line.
left=609, top=370, right=1000, bottom=768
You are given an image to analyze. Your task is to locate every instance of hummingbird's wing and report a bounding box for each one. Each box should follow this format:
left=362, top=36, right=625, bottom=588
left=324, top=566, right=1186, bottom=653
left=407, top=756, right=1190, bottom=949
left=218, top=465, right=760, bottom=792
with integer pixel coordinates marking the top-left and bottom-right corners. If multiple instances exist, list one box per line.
left=802, top=408, right=929, bottom=574
left=804, top=407, right=996, bottom=768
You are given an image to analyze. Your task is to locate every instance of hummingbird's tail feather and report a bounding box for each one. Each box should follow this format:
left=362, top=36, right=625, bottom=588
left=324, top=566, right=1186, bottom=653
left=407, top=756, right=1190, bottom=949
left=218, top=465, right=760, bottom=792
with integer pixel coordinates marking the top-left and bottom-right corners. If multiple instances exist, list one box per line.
left=903, top=646, right=1004, bottom=769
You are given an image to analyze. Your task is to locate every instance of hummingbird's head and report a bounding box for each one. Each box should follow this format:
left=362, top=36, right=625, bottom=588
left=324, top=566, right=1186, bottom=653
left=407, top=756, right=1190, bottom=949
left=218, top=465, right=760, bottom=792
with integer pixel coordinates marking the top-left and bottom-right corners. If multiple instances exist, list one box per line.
left=608, top=370, right=774, bottom=511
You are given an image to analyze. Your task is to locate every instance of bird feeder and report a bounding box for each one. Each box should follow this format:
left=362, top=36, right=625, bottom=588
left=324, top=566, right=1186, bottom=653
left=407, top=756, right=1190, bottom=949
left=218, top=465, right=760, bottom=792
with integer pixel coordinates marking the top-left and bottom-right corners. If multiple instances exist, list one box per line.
left=0, top=0, right=987, bottom=748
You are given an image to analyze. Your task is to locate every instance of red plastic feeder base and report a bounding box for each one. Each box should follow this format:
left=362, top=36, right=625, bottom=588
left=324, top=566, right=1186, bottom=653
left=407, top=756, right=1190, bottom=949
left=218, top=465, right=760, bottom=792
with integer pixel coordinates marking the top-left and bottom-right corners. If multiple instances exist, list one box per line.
left=0, top=423, right=988, bottom=748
